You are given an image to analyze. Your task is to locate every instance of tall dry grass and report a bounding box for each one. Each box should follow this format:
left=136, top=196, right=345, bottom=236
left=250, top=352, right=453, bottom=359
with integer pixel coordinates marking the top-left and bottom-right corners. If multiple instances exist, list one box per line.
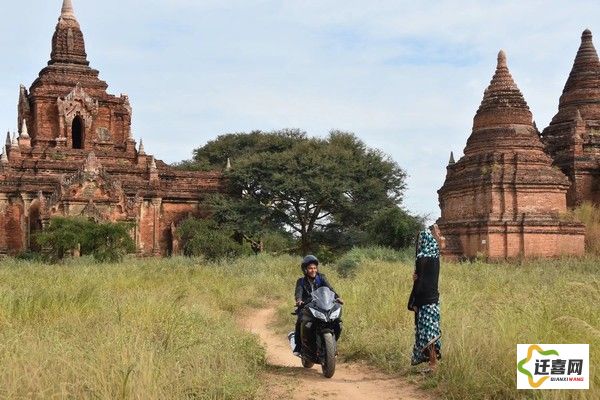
left=313, top=256, right=599, bottom=400
left=1, top=253, right=598, bottom=399
left=0, top=256, right=291, bottom=399
left=573, top=202, right=600, bottom=255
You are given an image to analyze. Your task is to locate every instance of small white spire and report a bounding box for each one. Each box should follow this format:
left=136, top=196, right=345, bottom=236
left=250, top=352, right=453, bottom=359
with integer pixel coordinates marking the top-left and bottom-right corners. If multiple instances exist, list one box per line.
left=150, top=157, right=157, bottom=170
left=226, top=157, right=232, bottom=171
left=1, top=149, right=8, bottom=164
left=61, top=0, right=76, bottom=18
left=20, top=119, right=30, bottom=139
left=138, top=139, right=145, bottom=155
left=497, top=49, right=507, bottom=68
left=11, top=133, right=18, bottom=148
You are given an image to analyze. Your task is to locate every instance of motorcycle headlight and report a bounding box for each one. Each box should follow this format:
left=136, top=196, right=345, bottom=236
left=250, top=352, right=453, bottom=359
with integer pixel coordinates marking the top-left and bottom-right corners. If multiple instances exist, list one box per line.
left=329, top=307, right=341, bottom=320
left=310, top=308, right=328, bottom=321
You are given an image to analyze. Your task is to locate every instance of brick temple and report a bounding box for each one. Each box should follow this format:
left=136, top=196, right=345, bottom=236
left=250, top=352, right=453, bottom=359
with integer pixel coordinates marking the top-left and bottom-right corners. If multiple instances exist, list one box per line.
left=0, top=0, right=222, bottom=256
left=437, top=50, right=586, bottom=260
left=542, top=29, right=600, bottom=207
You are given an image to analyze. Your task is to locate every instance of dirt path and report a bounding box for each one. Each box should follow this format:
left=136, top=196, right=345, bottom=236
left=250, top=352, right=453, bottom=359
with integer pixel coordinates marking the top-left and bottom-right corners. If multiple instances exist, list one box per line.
left=242, top=308, right=434, bottom=400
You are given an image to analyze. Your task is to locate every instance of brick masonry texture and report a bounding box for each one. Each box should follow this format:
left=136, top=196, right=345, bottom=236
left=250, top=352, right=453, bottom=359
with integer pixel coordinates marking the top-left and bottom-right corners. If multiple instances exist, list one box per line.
left=0, top=1, right=223, bottom=256
left=437, top=50, right=587, bottom=260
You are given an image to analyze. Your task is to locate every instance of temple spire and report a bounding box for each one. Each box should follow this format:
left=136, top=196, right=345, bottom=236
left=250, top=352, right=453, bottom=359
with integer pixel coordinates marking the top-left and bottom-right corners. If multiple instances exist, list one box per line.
left=448, top=151, right=455, bottom=165
left=20, top=119, right=30, bottom=139
left=61, top=0, right=76, bottom=19
left=473, top=50, right=532, bottom=129
left=559, top=29, right=600, bottom=108
left=50, top=0, right=88, bottom=66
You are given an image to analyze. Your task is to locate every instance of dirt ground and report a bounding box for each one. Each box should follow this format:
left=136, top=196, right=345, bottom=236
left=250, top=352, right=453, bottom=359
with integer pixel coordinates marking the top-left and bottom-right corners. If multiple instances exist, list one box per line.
left=242, top=308, right=435, bottom=400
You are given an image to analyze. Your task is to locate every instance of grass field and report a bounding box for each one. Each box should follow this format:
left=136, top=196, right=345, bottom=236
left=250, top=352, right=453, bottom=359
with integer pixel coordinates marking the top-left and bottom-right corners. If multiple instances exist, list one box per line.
left=0, top=254, right=598, bottom=399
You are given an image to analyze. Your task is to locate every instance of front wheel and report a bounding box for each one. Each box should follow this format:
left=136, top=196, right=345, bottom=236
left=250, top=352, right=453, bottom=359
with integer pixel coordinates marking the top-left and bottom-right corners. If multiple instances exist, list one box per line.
left=301, top=357, right=314, bottom=368
left=321, top=332, right=337, bottom=378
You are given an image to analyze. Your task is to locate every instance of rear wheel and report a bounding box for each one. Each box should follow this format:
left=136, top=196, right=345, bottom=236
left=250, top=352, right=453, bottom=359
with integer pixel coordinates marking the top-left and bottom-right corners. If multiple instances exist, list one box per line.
left=321, top=332, right=337, bottom=378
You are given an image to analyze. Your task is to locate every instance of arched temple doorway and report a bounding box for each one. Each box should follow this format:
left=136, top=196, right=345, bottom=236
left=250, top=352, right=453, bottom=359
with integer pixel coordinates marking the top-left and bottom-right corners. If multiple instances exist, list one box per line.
left=72, top=115, right=84, bottom=149
left=28, top=200, right=43, bottom=251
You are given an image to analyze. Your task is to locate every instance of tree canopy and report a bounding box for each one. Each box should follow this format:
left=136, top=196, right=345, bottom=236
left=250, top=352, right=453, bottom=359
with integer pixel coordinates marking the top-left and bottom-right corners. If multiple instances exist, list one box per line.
left=178, top=129, right=419, bottom=255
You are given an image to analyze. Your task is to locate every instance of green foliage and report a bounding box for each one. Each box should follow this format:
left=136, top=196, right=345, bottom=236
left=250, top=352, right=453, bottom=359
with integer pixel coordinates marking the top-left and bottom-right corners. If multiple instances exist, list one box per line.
left=365, top=206, right=424, bottom=250
left=177, top=217, right=244, bottom=260
left=260, top=231, right=296, bottom=254
left=336, top=255, right=360, bottom=278
left=183, top=130, right=408, bottom=254
left=34, top=217, right=90, bottom=262
left=84, top=221, right=136, bottom=263
left=34, top=217, right=134, bottom=263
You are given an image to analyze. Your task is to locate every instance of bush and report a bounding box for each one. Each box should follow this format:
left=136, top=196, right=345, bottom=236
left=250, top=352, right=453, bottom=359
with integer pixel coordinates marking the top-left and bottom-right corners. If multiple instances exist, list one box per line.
left=85, top=222, right=136, bottom=263
left=336, top=255, right=360, bottom=278
left=260, top=231, right=296, bottom=254
left=34, top=217, right=135, bottom=263
left=178, top=217, right=243, bottom=260
left=34, top=217, right=90, bottom=262
left=366, top=207, right=424, bottom=250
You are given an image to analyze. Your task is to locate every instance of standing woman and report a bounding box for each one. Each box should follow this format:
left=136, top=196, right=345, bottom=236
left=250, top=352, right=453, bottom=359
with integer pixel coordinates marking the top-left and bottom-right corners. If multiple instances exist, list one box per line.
left=408, top=225, right=442, bottom=371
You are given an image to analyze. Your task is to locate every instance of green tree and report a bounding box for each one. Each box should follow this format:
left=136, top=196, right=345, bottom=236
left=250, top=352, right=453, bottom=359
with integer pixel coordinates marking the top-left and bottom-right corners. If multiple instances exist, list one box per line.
left=177, top=217, right=243, bottom=260
left=85, top=221, right=135, bottom=263
left=34, top=217, right=89, bottom=262
left=180, top=130, right=408, bottom=254
left=366, top=206, right=424, bottom=250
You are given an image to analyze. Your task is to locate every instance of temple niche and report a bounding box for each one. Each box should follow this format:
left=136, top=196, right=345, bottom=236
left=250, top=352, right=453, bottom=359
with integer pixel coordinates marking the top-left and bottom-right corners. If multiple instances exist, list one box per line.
left=437, top=51, right=585, bottom=260
left=542, top=30, right=600, bottom=207
left=0, top=0, right=223, bottom=257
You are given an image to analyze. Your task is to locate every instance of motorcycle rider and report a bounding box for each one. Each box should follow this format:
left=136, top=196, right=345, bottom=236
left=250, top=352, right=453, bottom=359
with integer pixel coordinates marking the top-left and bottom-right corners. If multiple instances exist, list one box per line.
left=293, top=255, right=343, bottom=356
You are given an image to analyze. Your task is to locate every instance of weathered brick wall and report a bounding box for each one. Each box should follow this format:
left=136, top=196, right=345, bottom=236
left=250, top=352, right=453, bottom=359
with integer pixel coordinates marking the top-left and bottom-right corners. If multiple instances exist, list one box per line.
left=438, top=50, right=586, bottom=260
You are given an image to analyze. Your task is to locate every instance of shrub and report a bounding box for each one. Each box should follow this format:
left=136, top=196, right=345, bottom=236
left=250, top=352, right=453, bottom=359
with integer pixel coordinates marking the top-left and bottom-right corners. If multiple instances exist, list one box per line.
left=34, top=217, right=135, bottom=263
left=260, top=231, right=296, bottom=254
left=178, top=217, right=243, bottom=260
left=85, top=222, right=135, bottom=263
left=34, top=217, right=90, bottom=262
left=336, top=255, right=360, bottom=278
left=365, top=207, right=424, bottom=250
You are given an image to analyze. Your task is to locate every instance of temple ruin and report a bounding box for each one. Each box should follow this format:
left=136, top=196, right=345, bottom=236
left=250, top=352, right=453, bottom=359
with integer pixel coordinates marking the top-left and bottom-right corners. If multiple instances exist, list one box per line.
left=0, top=0, right=222, bottom=256
left=438, top=50, right=586, bottom=260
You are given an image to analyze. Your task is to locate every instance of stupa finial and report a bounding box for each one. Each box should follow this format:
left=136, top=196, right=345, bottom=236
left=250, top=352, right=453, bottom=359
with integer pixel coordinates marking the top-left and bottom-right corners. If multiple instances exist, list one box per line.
left=61, top=0, right=76, bottom=19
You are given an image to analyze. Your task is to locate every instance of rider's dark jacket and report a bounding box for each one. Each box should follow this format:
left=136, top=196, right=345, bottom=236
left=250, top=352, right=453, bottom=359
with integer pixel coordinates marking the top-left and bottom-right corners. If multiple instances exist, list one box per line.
left=295, top=273, right=339, bottom=305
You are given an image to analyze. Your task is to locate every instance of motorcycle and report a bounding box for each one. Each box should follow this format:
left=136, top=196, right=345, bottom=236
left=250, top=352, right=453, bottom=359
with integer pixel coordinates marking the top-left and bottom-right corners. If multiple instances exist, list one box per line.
left=288, top=286, right=342, bottom=378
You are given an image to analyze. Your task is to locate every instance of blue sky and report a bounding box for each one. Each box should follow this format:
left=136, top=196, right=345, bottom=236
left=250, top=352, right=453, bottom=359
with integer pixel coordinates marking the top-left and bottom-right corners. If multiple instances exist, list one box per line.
left=1, top=1, right=599, bottom=220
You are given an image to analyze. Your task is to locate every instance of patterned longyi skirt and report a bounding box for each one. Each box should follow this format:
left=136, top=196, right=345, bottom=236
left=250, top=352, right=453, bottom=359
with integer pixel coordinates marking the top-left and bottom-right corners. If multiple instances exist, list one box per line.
left=411, top=302, right=442, bottom=365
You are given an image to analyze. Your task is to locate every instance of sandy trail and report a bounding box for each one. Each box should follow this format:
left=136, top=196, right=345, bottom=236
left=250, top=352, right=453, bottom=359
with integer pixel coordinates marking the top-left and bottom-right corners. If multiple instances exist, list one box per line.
left=242, top=308, right=433, bottom=400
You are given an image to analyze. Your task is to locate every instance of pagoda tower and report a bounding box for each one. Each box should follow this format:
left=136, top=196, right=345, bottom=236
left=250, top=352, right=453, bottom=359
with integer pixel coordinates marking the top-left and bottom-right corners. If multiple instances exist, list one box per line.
left=0, top=0, right=223, bottom=256
left=437, top=51, right=585, bottom=260
left=542, top=29, right=600, bottom=207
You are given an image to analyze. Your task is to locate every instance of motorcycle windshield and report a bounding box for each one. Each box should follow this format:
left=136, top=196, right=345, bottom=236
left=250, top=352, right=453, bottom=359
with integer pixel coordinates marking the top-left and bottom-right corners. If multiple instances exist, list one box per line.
left=311, top=287, right=336, bottom=311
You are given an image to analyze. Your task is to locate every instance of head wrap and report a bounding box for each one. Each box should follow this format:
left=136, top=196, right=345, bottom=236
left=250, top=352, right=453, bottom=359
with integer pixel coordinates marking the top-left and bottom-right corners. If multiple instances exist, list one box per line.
left=416, top=229, right=440, bottom=259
